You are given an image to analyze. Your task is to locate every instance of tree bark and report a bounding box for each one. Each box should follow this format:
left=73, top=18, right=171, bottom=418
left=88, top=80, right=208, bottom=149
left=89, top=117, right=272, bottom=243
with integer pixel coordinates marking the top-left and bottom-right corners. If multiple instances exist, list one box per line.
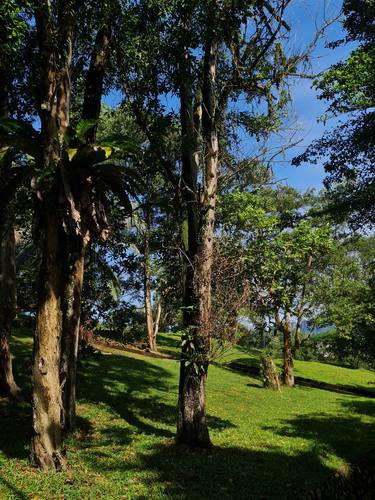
left=177, top=33, right=218, bottom=448
left=0, top=210, right=20, bottom=399
left=60, top=235, right=86, bottom=433
left=153, top=301, right=162, bottom=339
left=31, top=208, right=68, bottom=470
left=0, top=78, right=20, bottom=399
left=294, top=318, right=302, bottom=351
left=31, top=0, right=75, bottom=469
left=281, top=312, right=294, bottom=387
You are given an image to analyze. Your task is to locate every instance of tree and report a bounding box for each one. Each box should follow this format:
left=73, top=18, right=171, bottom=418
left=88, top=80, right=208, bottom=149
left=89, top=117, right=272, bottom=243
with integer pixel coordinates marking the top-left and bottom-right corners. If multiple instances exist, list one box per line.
left=293, top=0, right=375, bottom=228
left=220, top=188, right=333, bottom=386
left=309, top=235, right=375, bottom=368
left=0, top=0, right=30, bottom=399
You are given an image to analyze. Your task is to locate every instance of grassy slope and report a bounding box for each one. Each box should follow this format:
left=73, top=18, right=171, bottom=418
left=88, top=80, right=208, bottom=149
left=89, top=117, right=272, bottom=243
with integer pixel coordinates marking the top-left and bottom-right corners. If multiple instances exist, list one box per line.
left=158, top=333, right=375, bottom=394
left=0, top=330, right=374, bottom=499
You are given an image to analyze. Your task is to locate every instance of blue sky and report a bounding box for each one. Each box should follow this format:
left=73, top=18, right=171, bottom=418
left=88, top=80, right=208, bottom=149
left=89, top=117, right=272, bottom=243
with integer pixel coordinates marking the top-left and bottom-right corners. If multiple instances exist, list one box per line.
left=272, top=0, right=353, bottom=191
left=104, top=1, right=352, bottom=192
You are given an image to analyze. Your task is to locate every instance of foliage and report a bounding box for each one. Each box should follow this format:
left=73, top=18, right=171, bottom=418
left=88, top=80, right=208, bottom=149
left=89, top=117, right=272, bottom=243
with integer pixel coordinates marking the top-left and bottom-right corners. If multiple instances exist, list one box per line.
left=308, top=236, right=375, bottom=368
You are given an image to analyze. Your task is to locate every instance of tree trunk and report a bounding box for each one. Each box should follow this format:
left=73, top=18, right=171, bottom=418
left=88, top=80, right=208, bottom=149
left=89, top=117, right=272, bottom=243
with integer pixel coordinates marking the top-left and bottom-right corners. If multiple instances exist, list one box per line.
left=31, top=209, right=68, bottom=470
left=60, top=236, right=86, bottom=433
left=177, top=34, right=217, bottom=449
left=281, top=312, right=294, bottom=387
left=31, top=0, right=75, bottom=469
left=294, top=320, right=302, bottom=351
left=153, top=301, right=162, bottom=339
left=143, top=201, right=155, bottom=351
left=59, top=21, right=111, bottom=433
left=0, top=210, right=20, bottom=399
left=294, top=255, right=312, bottom=352
left=0, top=78, right=20, bottom=399
left=260, top=356, right=281, bottom=391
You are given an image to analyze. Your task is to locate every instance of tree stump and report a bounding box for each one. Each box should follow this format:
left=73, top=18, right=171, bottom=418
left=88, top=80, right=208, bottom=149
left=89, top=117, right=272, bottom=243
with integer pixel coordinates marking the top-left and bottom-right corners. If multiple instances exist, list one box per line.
left=260, top=356, right=281, bottom=391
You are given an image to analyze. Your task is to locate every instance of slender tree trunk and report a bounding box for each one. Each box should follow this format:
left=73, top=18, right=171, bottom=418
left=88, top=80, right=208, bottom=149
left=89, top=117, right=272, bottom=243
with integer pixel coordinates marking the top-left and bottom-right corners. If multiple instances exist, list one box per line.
left=0, top=210, right=20, bottom=399
left=177, top=35, right=217, bottom=449
left=143, top=201, right=155, bottom=351
left=0, top=79, right=20, bottom=399
left=294, top=255, right=312, bottom=351
left=60, top=236, right=86, bottom=433
left=294, top=317, right=302, bottom=351
left=281, top=312, right=294, bottom=387
left=153, top=301, right=162, bottom=339
left=59, top=23, right=111, bottom=433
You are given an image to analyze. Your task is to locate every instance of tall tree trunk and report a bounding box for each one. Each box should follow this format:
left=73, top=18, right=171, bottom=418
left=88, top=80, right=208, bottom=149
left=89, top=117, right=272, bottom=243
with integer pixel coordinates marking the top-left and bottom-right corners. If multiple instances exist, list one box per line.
left=60, top=235, right=86, bottom=433
left=0, top=210, right=20, bottom=399
left=281, top=312, right=294, bottom=387
left=294, top=255, right=312, bottom=351
left=177, top=35, right=218, bottom=448
left=153, top=301, right=162, bottom=339
left=0, top=78, right=20, bottom=399
left=31, top=0, right=75, bottom=469
left=294, top=317, right=302, bottom=352
left=143, top=200, right=155, bottom=351
left=60, top=23, right=111, bottom=433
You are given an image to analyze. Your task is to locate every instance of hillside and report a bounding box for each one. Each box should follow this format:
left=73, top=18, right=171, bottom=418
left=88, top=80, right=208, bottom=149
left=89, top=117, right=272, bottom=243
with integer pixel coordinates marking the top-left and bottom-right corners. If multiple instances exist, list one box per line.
left=0, top=330, right=374, bottom=499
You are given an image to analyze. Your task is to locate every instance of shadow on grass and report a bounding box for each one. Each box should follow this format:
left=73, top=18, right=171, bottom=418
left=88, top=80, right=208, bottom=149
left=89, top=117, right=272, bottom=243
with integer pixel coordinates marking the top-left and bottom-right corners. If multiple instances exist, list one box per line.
left=131, top=401, right=375, bottom=499
left=78, top=352, right=236, bottom=439
left=2, top=331, right=375, bottom=499
left=0, top=476, right=28, bottom=500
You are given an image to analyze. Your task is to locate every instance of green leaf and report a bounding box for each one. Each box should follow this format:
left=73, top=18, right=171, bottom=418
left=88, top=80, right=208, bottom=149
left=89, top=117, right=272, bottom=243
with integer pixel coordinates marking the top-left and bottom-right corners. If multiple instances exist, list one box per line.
left=75, top=119, right=98, bottom=139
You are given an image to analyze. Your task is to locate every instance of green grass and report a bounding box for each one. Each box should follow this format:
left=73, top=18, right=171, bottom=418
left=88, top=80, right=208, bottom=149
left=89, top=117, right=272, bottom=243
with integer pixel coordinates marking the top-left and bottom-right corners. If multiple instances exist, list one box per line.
left=0, top=329, right=374, bottom=499
left=157, top=332, right=375, bottom=394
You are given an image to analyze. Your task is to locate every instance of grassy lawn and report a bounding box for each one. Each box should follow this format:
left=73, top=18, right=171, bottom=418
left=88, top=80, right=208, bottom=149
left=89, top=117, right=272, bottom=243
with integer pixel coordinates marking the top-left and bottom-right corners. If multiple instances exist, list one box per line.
left=0, top=330, right=374, bottom=499
left=157, top=333, right=375, bottom=394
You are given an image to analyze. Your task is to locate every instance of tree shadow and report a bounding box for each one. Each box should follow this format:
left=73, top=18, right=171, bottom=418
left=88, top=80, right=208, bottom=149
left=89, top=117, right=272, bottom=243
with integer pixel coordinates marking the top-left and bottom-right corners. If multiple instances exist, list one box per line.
left=0, top=398, right=30, bottom=459
left=77, top=352, right=236, bottom=440
left=0, top=476, right=28, bottom=500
